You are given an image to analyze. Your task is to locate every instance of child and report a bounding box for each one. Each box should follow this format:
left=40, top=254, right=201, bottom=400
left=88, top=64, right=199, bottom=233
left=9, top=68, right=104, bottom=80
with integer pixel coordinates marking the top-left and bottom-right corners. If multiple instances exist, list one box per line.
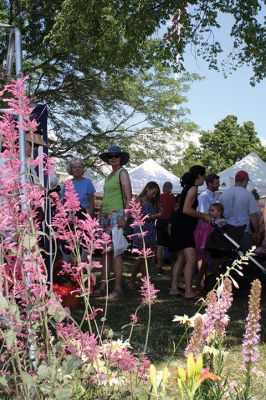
left=194, top=203, right=226, bottom=295
left=205, top=203, right=227, bottom=281
left=128, top=182, right=162, bottom=288
left=209, top=203, right=227, bottom=228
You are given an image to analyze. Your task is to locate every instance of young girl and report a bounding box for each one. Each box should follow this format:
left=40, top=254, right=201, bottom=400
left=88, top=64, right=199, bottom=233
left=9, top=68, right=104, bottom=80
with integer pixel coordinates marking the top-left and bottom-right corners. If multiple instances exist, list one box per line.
left=129, top=182, right=162, bottom=288
left=195, top=202, right=226, bottom=294
left=209, top=203, right=227, bottom=227
left=207, top=202, right=227, bottom=274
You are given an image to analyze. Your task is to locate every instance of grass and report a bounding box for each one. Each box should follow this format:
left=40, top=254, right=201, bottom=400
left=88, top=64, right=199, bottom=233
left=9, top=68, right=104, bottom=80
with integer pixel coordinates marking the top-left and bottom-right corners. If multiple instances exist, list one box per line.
left=73, top=255, right=266, bottom=396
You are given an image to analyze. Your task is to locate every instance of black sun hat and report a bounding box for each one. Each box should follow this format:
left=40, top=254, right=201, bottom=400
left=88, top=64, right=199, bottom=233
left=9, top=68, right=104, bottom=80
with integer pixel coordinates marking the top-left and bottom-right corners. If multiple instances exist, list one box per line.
left=99, top=145, right=129, bottom=166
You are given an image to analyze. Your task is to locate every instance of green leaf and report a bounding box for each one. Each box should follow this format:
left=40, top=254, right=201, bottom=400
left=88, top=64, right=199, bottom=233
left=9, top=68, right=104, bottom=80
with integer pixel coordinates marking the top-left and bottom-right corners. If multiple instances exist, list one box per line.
left=0, top=376, right=8, bottom=387
left=23, top=234, right=37, bottom=250
left=0, top=294, right=8, bottom=310
left=4, top=330, right=16, bottom=350
left=54, top=387, right=72, bottom=399
left=37, top=364, right=50, bottom=380
left=39, top=383, right=53, bottom=395
left=65, top=356, right=81, bottom=374
left=21, top=371, right=36, bottom=387
left=54, top=308, right=67, bottom=322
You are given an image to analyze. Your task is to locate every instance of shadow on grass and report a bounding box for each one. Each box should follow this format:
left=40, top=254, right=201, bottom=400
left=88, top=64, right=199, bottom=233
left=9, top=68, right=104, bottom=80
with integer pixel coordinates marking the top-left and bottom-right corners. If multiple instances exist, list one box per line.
left=73, top=255, right=266, bottom=363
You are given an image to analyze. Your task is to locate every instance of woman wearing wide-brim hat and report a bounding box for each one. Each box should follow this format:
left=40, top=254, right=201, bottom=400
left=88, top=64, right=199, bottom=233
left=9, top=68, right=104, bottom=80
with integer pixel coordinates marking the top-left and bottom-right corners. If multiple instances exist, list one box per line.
left=93, top=145, right=132, bottom=298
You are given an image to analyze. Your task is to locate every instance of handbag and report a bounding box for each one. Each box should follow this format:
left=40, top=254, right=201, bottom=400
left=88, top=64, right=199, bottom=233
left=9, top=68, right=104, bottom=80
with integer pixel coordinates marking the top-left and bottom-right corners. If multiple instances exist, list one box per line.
left=112, top=226, right=129, bottom=257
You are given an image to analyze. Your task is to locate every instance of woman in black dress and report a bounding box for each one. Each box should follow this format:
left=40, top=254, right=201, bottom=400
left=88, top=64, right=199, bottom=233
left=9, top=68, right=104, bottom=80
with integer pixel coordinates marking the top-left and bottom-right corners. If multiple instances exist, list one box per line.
left=169, top=165, right=211, bottom=298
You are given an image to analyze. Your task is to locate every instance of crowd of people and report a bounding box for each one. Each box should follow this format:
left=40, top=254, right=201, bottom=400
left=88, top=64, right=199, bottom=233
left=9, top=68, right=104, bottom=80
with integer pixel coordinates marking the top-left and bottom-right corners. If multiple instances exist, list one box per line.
left=59, top=144, right=264, bottom=300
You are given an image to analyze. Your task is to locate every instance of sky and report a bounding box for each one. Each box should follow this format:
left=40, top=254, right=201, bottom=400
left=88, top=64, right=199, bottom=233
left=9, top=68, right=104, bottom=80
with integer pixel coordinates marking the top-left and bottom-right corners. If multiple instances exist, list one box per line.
left=181, top=12, right=266, bottom=143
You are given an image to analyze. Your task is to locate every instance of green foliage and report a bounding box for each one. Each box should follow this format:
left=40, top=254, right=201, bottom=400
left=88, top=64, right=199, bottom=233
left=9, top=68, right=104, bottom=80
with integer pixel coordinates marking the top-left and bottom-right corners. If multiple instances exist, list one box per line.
left=0, top=1, right=265, bottom=166
left=180, top=115, right=266, bottom=173
left=169, top=0, right=266, bottom=85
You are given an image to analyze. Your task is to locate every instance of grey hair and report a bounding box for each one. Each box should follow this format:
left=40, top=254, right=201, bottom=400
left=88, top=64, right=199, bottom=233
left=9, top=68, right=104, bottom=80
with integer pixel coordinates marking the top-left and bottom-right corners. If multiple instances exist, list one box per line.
left=66, top=157, right=85, bottom=175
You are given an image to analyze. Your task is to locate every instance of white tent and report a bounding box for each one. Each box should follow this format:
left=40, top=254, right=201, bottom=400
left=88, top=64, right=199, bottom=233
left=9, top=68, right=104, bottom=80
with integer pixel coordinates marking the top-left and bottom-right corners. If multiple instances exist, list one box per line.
left=94, top=159, right=181, bottom=195
left=218, top=152, right=266, bottom=194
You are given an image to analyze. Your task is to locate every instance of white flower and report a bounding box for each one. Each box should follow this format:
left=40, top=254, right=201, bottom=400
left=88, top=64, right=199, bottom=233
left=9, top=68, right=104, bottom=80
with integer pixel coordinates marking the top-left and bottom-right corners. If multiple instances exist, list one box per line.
left=172, top=314, right=190, bottom=324
left=202, top=345, right=220, bottom=357
left=173, top=313, right=204, bottom=327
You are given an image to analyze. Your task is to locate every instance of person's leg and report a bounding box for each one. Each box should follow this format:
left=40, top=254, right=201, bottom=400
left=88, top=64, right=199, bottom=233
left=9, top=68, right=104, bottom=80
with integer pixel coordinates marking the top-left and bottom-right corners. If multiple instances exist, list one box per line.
left=112, top=254, right=124, bottom=294
left=97, top=252, right=112, bottom=292
left=156, top=245, right=164, bottom=274
left=170, top=250, right=185, bottom=295
left=195, top=258, right=207, bottom=294
left=129, top=257, right=144, bottom=287
left=183, top=247, right=196, bottom=298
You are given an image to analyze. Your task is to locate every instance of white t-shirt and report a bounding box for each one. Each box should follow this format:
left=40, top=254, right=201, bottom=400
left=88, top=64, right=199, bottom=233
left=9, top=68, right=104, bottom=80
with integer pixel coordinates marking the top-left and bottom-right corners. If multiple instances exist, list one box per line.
left=219, top=186, right=258, bottom=233
left=197, top=189, right=216, bottom=213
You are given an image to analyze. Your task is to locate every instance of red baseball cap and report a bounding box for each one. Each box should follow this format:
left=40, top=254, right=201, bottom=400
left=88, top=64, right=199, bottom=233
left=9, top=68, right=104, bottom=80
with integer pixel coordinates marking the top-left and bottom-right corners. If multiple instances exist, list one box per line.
left=235, top=170, right=249, bottom=181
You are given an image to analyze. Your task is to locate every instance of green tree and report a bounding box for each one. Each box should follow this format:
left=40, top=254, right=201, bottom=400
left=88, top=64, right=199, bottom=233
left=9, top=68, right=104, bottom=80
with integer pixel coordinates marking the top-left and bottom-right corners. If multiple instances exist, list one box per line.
left=0, top=1, right=265, bottom=167
left=181, top=115, right=266, bottom=173
left=169, top=1, right=266, bottom=85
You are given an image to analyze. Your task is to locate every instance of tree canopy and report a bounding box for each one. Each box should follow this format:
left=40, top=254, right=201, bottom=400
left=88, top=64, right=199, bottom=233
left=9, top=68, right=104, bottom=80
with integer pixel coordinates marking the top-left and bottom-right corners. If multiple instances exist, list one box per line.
left=178, top=115, right=266, bottom=174
left=0, top=1, right=265, bottom=168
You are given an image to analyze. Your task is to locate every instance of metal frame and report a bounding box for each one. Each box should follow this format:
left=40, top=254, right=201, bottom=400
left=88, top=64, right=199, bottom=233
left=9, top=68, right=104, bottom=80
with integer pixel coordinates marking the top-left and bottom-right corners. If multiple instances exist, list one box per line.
left=0, top=24, right=26, bottom=187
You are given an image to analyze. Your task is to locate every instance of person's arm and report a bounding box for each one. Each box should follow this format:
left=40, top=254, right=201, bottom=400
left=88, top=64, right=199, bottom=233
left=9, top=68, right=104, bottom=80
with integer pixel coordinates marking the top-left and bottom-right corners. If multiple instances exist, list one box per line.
left=183, top=186, right=211, bottom=223
left=117, top=169, right=132, bottom=227
left=250, top=212, right=260, bottom=243
left=87, top=193, right=95, bottom=217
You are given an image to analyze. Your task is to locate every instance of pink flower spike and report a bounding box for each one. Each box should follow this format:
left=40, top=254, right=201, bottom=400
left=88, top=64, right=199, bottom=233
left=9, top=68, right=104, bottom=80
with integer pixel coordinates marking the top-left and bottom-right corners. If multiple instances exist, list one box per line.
left=140, top=277, right=159, bottom=305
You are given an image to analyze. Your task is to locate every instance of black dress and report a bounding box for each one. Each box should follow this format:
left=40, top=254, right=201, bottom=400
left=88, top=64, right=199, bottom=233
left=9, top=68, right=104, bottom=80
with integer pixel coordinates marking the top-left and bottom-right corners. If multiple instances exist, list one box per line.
left=169, top=185, right=198, bottom=252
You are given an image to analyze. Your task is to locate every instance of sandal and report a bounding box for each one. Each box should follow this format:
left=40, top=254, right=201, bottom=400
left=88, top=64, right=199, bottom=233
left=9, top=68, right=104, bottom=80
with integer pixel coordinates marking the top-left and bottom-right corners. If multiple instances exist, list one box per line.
left=91, top=288, right=106, bottom=297
left=109, top=290, right=123, bottom=299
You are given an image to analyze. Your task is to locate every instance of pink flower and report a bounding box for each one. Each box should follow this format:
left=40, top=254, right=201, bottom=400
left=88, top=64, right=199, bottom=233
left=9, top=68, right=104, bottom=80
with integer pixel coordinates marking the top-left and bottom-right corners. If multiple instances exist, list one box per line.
left=88, top=307, right=103, bottom=320
left=130, top=314, right=139, bottom=325
left=140, top=277, right=159, bottom=305
left=138, top=356, right=151, bottom=379
left=242, top=279, right=261, bottom=364
left=63, top=179, right=80, bottom=212
left=185, top=278, right=233, bottom=357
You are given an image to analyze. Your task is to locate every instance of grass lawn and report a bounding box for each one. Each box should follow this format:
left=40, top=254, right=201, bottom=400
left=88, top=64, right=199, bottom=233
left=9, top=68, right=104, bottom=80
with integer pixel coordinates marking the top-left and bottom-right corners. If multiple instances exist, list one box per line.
left=73, top=255, right=266, bottom=396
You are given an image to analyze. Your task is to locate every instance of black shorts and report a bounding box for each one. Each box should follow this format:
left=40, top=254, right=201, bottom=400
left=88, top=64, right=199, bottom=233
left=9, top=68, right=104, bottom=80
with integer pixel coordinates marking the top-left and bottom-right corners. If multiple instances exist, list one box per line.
left=156, top=219, right=170, bottom=247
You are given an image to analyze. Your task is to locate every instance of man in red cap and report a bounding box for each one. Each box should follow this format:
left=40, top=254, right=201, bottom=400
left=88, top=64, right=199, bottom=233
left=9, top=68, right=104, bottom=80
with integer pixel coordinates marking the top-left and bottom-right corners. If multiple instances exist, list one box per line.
left=219, top=170, right=259, bottom=251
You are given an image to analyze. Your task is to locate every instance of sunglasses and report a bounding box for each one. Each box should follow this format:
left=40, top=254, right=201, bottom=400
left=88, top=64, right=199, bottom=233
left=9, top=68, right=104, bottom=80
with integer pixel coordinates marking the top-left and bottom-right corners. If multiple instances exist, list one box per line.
left=107, top=154, right=120, bottom=159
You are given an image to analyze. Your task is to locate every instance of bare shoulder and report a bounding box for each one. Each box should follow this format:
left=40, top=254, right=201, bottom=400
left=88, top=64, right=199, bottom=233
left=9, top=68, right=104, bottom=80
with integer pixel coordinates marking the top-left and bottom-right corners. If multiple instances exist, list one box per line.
left=187, top=185, right=197, bottom=196
left=120, top=168, right=130, bottom=179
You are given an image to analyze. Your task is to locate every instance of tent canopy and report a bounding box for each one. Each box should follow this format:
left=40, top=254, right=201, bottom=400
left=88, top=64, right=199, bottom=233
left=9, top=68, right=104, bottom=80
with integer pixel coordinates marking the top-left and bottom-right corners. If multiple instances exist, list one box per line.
left=94, top=159, right=181, bottom=195
left=218, top=152, right=266, bottom=195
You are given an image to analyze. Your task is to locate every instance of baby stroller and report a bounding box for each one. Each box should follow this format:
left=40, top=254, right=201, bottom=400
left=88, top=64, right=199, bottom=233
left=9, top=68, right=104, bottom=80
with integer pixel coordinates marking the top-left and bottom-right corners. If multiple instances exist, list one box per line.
left=204, top=224, right=266, bottom=293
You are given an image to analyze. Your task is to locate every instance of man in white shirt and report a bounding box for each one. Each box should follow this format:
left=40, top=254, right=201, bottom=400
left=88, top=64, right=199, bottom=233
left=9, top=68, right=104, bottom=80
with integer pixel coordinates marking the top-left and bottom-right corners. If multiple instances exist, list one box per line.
left=198, top=173, right=220, bottom=213
left=220, top=170, right=259, bottom=251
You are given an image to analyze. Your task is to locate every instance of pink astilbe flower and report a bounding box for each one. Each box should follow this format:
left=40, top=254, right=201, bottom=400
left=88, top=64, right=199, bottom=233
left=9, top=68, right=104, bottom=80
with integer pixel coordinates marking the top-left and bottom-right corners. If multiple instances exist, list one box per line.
left=140, top=276, right=159, bottom=305
left=0, top=77, right=38, bottom=134
left=184, top=315, right=205, bottom=358
left=137, top=356, right=151, bottom=379
left=56, top=323, right=99, bottom=361
left=185, top=278, right=233, bottom=357
left=103, top=343, right=137, bottom=372
left=128, top=198, right=147, bottom=229
left=242, top=279, right=261, bottom=364
left=130, top=314, right=139, bottom=325
left=87, top=307, right=103, bottom=320
left=205, top=277, right=233, bottom=336
left=63, top=179, right=80, bottom=213
left=77, top=214, right=111, bottom=252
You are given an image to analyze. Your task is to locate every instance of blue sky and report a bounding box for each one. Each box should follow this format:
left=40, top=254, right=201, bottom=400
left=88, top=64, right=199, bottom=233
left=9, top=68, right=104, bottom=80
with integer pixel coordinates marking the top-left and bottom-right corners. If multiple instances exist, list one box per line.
left=181, top=12, right=266, bottom=142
